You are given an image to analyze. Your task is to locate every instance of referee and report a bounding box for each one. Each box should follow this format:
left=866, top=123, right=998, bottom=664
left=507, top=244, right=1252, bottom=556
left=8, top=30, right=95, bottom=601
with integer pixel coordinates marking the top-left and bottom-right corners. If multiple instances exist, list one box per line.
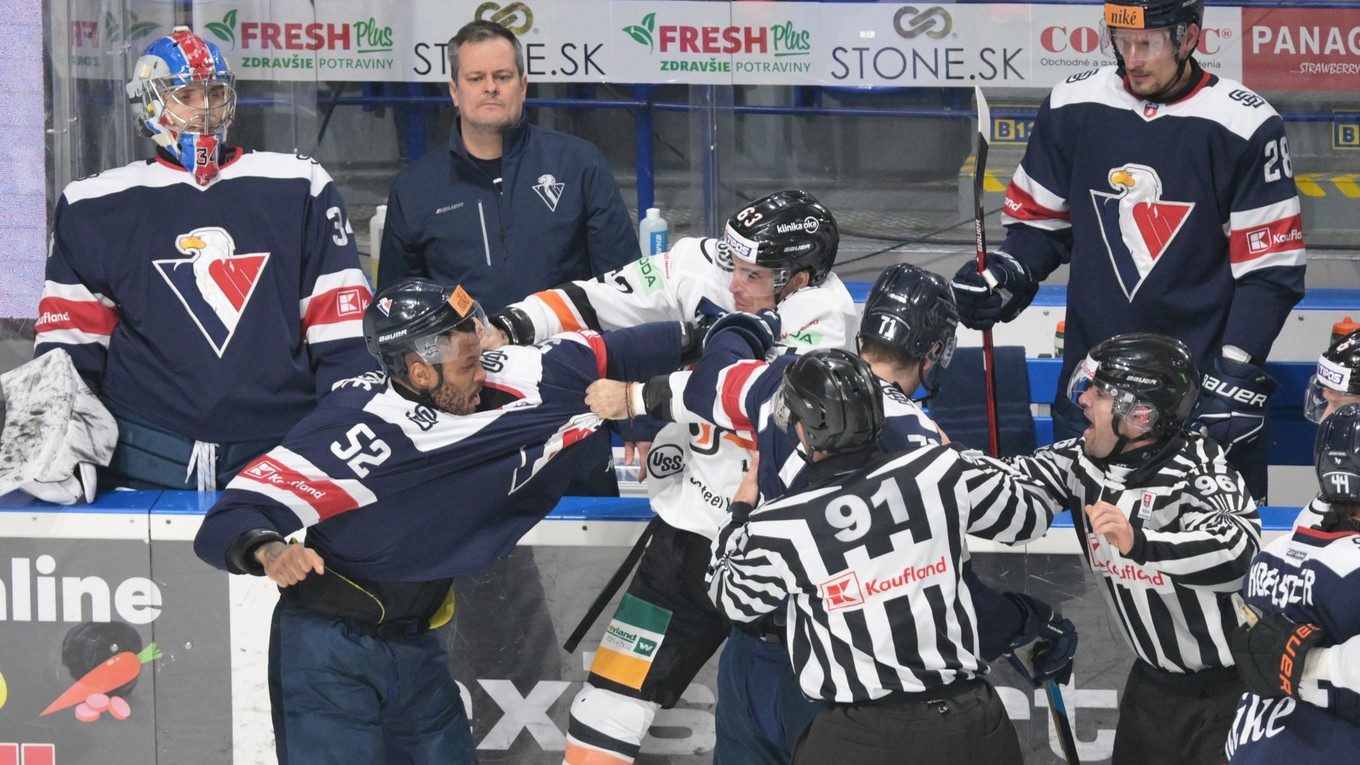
left=1007, top=333, right=1262, bottom=765
left=708, top=349, right=1060, bottom=765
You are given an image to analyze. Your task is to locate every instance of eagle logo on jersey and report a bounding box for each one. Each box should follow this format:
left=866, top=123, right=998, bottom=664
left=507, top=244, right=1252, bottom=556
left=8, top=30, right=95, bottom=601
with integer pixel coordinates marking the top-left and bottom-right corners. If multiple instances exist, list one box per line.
left=153, top=226, right=270, bottom=357
left=1090, top=164, right=1194, bottom=300
left=533, top=173, right=564, bottom=212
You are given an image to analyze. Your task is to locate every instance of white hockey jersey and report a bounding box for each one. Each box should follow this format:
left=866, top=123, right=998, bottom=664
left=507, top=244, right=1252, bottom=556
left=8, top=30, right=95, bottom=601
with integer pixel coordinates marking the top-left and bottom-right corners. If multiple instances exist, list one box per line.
left=506, top=236, right=858, bottom=538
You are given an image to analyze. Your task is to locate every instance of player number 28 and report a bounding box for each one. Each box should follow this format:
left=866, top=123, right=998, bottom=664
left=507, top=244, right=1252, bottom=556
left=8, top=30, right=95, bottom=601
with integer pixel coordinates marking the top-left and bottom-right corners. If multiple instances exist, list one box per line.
left=1263, top=137, right=1293, bottom=183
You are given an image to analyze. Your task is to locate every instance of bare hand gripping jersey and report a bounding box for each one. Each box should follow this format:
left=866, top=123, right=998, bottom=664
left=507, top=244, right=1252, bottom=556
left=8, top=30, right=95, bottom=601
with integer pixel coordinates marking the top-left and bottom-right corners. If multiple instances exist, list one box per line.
left=194, top=325, right=681, bottom=581
left=35, top=150, right=376, bottom=444
left=507, top=236, right=858, bottom=538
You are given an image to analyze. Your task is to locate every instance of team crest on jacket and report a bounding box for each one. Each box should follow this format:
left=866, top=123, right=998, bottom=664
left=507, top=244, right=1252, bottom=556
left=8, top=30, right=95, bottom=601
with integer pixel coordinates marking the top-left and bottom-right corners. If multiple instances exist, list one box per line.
left=533, top=173, right=564, bottom=211
left=153, top=226, right=270, bottom=357
left=1090, top=164, right=1194, bottom=300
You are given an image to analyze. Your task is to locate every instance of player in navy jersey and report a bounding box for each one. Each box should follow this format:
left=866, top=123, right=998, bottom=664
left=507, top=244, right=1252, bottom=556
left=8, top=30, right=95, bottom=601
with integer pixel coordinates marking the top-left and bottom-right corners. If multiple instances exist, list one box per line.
left=950, top=0, right=1305, bottom=503
left=33, top=27, right=375, bottom=492
left=193, top=278, right=687, bottom=765
left=588, top=264, right=1076, bottom=763
left=1226, top=403, right=1360, bottom=762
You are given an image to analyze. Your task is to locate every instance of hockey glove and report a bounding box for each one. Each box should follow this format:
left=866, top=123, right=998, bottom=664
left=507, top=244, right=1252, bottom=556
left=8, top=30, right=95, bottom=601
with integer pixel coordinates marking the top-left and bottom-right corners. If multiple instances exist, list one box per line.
left=1003, top=592, right=1077, bottom=687
left=489, top=306, right=536, bottom=346
left=704, top=309, right=781, bottom=359
left=1191, top=353, right=1278, bottom=456
left=949, top=252, right=1038, bottom=330
left=1230, top=604, right=1324, bottom=699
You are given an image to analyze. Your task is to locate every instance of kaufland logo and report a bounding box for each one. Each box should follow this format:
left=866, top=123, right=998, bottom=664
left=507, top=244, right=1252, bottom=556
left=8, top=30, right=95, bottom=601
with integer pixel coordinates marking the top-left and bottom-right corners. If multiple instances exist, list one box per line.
left=863, top=555, right=949, bottom=595
left=820, top=571, right=864, bottom=612
left=776, top=216, right=820, bottom=235
left=244, top=460, right=281, bottom=480
left=337, top=288, right=367, bottom=316
left=1246, top=226, right=1304, bottom=255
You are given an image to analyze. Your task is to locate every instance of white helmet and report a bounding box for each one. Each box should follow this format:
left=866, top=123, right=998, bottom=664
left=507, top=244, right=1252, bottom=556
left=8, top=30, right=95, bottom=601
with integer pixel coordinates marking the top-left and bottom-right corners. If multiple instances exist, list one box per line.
left=126, top=26, right=237, bottom=185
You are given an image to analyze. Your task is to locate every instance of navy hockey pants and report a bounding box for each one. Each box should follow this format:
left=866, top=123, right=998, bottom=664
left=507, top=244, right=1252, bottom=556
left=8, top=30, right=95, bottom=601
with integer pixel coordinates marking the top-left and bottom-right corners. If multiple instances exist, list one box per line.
left=714, top=628, right=823, bottom=765
left=268, top=601, right=476, bottom=765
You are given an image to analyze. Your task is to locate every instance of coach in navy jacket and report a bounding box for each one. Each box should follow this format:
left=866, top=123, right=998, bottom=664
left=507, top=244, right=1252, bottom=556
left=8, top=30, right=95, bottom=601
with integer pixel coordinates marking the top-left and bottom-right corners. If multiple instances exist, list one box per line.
left=378, top=21, right=636, bottom=313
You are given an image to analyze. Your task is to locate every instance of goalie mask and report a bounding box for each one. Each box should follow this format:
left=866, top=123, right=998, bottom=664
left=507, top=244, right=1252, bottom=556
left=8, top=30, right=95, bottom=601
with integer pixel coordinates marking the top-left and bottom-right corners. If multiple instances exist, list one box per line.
left=126, top=27, right=237, bottom=186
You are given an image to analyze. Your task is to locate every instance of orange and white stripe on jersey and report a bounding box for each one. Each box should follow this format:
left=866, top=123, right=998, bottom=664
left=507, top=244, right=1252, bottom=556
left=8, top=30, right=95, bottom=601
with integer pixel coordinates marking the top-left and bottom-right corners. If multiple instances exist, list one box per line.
left=231, top=446, right=377, bottom=526
left=300, top=268, right=371, bottom=344
left=526, top=288, right=589, bottom=336
left=34, top=280, right=119, bottom=349
left=1228, top=199, right=1306, bottom=276
left=1001, top=165, right=1072, bottom=231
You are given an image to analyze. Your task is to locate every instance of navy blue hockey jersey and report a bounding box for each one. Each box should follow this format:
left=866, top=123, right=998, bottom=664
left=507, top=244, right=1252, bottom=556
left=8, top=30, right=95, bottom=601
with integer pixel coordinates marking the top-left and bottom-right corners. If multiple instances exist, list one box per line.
left=1226, top=526, right=1360, bottom=763
left=1001, top=65, right=1305, bottom=387
left=35, top=150, right=375, bottom=443
left=194, top=325, right=681, bottom=581
left=681, top=330, right=942, bottom=501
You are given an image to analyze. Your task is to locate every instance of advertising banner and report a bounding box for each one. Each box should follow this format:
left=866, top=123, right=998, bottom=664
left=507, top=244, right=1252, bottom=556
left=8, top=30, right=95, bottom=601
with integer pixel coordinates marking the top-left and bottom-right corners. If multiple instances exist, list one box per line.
left=1243, top=7, right=1360, bottom=91
left=169, top=2, right=1258, bottom=89
left=0, top=520, right=1142, bottom=764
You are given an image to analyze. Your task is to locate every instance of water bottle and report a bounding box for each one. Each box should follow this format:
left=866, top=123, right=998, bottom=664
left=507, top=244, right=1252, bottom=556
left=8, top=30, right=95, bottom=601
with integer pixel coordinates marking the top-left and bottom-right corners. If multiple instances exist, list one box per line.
left=368, top=204, right=387, bottom=286
left=1332, top=316, right=1359, bottom=346
left=639, top=207, right=669, bottom=256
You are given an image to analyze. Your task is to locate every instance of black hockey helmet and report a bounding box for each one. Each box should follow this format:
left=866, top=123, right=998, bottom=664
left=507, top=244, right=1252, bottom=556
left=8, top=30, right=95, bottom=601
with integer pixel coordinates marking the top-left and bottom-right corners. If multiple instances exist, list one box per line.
left=1315, top=403, right=1360, bottom=504
left=773, top=349, right=884, bottom=456
left=1102, top=0, right=1203, bottom=79
left=1104, top=0, right=1203, bottom=31
left=858, top=263, right=959, bottom=398
left=1067, top=332, right=1199, bottom=439
left=723, top=190, right=838, bottom=292
left=1305, top=329, right=1360, bottom=423
left=364, top=278, right=488, bottom=380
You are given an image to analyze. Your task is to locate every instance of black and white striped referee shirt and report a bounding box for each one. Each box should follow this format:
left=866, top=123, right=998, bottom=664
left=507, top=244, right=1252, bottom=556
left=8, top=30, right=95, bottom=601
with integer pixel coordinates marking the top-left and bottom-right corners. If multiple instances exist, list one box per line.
left=708, top=444, right=1058, bottom=703
left=1008, top=433, right=1261, bottom=673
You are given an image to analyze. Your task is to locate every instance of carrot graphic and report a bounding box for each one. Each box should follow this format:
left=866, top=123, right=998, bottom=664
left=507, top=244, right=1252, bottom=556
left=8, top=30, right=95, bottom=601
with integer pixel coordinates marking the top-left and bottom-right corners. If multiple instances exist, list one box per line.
left=41, top=643, right=161, bottom=716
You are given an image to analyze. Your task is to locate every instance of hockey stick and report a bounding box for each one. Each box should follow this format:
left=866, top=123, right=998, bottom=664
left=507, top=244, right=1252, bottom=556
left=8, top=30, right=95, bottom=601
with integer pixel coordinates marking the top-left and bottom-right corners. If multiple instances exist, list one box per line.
left=562, top=516, right=660, bottom=653
left=1045, top=678, right=1083, bottom=765
left=972, top=86, right=1001, bottom=459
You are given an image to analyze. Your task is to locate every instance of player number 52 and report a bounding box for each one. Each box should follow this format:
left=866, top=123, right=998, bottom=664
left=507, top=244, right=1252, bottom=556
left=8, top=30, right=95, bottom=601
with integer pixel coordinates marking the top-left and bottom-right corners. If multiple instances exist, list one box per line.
left=330, top=423, right=392, bottom=477
left=1263, top=137, right=1293, bottom=183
